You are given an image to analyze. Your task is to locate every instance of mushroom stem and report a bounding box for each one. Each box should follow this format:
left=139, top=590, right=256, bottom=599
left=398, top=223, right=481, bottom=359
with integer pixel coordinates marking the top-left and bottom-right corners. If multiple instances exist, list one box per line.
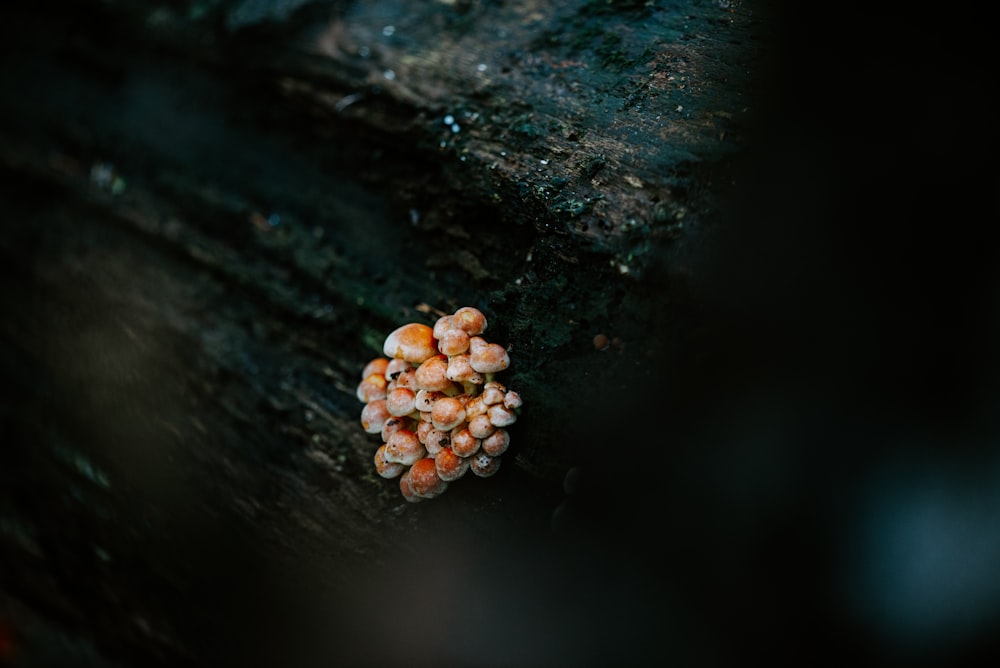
left=462, top=380, right=479, bottom=397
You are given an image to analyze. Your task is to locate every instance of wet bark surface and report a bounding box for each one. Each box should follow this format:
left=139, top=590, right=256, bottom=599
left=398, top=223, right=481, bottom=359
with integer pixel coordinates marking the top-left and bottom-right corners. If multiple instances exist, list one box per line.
left=2, top=1, right=998, bottom=667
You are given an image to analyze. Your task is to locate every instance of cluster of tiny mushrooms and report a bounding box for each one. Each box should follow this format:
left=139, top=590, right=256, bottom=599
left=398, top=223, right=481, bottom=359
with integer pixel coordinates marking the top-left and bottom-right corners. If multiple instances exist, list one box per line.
left=356, top=306, right=522, bottom=502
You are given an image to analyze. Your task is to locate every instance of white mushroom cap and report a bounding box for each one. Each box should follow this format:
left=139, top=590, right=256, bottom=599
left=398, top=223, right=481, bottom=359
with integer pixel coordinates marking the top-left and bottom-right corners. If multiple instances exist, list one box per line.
left=384, top=430, right=426, bottom=466
left=385, top=387, right=417, bottom=417
left=469, top=452, right=501, bottom=477
left=467, top=413, right=496, bottom=439
left=360, top=399, right=390, bottom=434
left=432, top=315, right=453, bottom=340
left=503, top=391, right=523, bottom=410
left=414, top=355, right=453, bottom=392
left=450, top=427, right=481, bottom=458
left=488, top=403, right=517, bottom=428
left=356, top=372, right=388, bottom=403
left=414, top=389, right=447, bottom=412
left=423, top=428, right=451, bottom=456
left=480, top=382, right=507, bottom=406
left=451, top=307, right=487, bottom=335
left=469, top=339, right=510, bottom=374
left=439, top=328, right=470, bottom=356
left=385, top=358, right=412, bottom=381
left=446, top=353, right=483, bottom=386
left=374, top=444, right=405, bottom=479
left=383, top=322, right=438, bottom=364
left=481, top=428, right=509, bottom=457
left=431, top=396, right=466, bottom=431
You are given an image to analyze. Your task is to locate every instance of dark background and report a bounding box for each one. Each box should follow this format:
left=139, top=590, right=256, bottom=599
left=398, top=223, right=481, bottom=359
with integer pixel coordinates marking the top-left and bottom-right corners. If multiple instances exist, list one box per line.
left=2, top=1, right=998, bottom=666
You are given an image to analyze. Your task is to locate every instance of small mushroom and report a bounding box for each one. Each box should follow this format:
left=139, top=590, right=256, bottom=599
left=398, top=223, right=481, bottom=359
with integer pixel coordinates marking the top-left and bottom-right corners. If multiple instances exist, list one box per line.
left=451, top=306, right=487, bottom=335
left=450, top=427, right=481, bottom=458
left=480, top=381, right=507, bottom=405
left=487, top=403, right=517, bottom=428
left=407, top=457, right=449, bottom=498
left=481, top=428, right=509, bottom=456
left=431, top=396, right=466, bottom=431
left=503, top=391, right=523, bottom=410
left=374, top=444, right=405, bottom=479
left=385, top=358, right=412, bottom=381
left=414, top=355, right=453, bottom=392
left=385, top=387, right=417, bottom=417
left=467, top=413, right=496, bottom=439
left=435, top=447, right=470, bottom=481
left=361, top=357, right=390, bottom=379
left=469, top=452, right=501, bottom=478
left=469, top=338, right=509, bottom=373
left=384, top=429, right=426, bottom=466
left=399, top=470, right=423, bottom=503
left=414, top=389, right=447, bottom=412
left=432, top=315, right=453, bottom=340
left=380, top=415, right=414, bottom=443
left=360, top=399, right=390, bottom=434
left=446, top=353, right=484, bottom=392
left=439, top=327, right=470, bottom=356
left=356, top=372, right=388, bottom=403
left=423, top=428, right=451, bottom=456
left=383, top=323, right=438, bottom=364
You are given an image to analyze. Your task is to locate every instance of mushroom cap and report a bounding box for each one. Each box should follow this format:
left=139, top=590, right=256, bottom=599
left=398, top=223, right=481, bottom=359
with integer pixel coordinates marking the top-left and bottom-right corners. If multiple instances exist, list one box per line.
left=450, top=427, right=481, bottom=458
left=439, top=328, right=470, bottom=356
left=374, top=444, right=405, bottom=479
left=356, top=372, right=388, bottom=403
left=503, top=390, right=523, bottom=410
left=398, top=470, right=423, bottom=503
left=451, top=307, right=487, bottom=335
left=481, top=428, right=510, bottom=456
left=385, top=387, right=417, bottom=417
left=361, top=357, right=390, bottom=379
left=435, top=447, right=470, bottom=481
left=380, top=416, right=414, bottom=443
left=446, top=354, right=484, bottom=385
left=384, top=429, right=426, bottom=466
left=423, top=428, right=451, bottom=456
left=414, top=389, right=447, bottom=412
left=360, top=399, right=390, bottom=434
left=432, top=315, right=453, bottom=340
left=383, top=323, right=438, bottom=364
left=414, top=355, right=453, bottom=392
left=480, top=381, right=507, bottom=405
left=488, top=403, right=517, bottom=428
left=469, top=452, right=501, bottom=478
left=385, top=358, right=413, bottom=381
left=407, top=457, right=449, bottom=498
left=431, top=396, right=467, bottom=432
left=469, top=340, right=510, bottom=374
left=467, top=413, right=496, bottom=439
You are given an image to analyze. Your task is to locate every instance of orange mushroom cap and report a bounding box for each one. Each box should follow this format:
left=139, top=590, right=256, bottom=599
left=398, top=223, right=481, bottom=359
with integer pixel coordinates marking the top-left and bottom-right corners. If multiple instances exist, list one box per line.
left=399, top=470, right=423, bottom=503
left=430, top=396, right=466, bottom=431
left=360, top=399, right=390, bottom=434
left=467, top=413, right=496, bottom=439
left=414, top=355, right=453, bottom=392
left=383, top=323, right=438, bottom=364
left=408, top=457, right=449, bottom=498
left=385, top=387, right=417, bottom=417
left=450, top=427, right=481, bottom=458
left=384, top=429, right=426, bottom=466
left=361, top=357, right=390, bottom=379
left=488, top=403, right=517, bottom=428
left=374, top=444, right=405, bottom=479
left=356, top=372, right=388, bottom=403
left=481, top=428, right=509, bottom=457
left=451, top=307, right=487, bottom=335
left=469, top=338, right=510, bottom=374
left=439, top=328, right=470, bottom=356
left=435, top=447, right=470, bottom=481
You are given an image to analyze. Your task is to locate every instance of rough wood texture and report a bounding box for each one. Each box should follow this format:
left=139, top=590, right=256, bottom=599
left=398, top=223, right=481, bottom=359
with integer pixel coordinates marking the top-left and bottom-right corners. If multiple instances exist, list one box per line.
left=3, top=1, right=997, bottom=666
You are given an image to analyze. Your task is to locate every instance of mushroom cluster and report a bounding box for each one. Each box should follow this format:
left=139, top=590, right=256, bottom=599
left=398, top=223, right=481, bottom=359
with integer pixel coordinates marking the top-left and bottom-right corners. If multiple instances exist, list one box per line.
left=356, top=306, right=522, bottom=502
